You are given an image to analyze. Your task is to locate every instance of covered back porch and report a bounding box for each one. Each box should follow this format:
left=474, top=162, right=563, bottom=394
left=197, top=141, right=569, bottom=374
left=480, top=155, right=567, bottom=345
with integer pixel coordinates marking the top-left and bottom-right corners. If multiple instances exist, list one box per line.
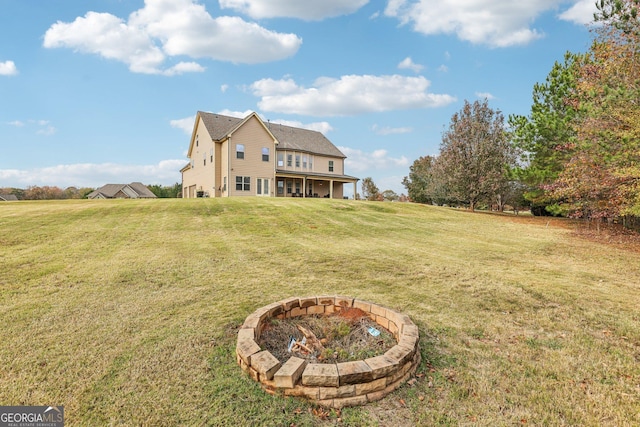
left=275, top=172, right=358, bottom=199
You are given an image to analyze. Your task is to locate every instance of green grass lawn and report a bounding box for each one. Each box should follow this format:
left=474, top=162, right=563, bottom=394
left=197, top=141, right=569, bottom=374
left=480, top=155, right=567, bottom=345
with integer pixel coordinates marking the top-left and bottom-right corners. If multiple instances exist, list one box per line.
left=1, top=198, right=638, bottom=426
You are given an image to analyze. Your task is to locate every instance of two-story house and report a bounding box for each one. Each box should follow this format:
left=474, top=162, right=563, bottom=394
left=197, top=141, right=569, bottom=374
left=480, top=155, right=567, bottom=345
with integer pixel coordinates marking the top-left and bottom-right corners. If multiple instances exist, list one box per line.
left=181, top=111, right=359, bottom=199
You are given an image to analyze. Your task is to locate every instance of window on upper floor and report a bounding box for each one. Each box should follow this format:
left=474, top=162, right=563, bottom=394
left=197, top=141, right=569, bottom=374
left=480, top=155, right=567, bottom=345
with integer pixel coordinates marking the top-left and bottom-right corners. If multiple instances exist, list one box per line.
left=295, top=155, right=300, bottom=168
left=287, top=154, right=292, bottom=167
left=277, top=153, right=284, bottom=167
left=302, top=155, right=308, bottom=169
left=309, top=156, right=313, bottom=170
left=262, top=147, right=270, bottom=162
left=329, top=160, right=334, bottom=172
left=236, top=144, right=245, bottom=159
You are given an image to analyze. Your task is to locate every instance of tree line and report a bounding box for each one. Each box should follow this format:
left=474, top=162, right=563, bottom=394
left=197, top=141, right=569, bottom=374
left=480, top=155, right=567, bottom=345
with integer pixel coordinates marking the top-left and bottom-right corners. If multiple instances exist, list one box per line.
left=1, top=183, right=182, bottom=200
left=402, top=0, right=640, bottom=226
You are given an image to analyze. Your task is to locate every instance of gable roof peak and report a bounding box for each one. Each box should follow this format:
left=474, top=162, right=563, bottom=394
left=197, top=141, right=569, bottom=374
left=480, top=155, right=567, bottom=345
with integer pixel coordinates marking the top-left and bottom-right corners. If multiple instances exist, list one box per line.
left=193, top=110, right=344, bottom=158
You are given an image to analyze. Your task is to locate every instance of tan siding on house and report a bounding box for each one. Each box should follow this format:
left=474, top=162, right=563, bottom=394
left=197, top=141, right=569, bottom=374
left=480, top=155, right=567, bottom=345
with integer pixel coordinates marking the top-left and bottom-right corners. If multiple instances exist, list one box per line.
left=228, top=116, right=276, bottom=197
left=312, top=155, right=344, bottom=175
left=182, top=117, right=217, bottom=197
left=276, top=151, right=344, bottom=176
left=332, top=182, right=344, bottom=199
left=220, top=139, right=229, bottom=196
left=215, top=141, right=223, bottom=197
left=182, top=111, right=357, bottom=199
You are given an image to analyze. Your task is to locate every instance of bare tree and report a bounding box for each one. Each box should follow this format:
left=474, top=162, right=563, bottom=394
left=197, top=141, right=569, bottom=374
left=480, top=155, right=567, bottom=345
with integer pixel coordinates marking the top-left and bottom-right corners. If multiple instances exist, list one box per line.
left=360, top=177, right=380, bottom=201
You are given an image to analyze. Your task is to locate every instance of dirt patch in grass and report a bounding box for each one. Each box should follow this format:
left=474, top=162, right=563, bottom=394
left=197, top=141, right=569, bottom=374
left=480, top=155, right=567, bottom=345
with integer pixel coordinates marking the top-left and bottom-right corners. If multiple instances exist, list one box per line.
left=494, top=212, right=640, bottom=253
left=571, top=221, right=640, bottom=252
left=258, top=308, right=396, bottom=364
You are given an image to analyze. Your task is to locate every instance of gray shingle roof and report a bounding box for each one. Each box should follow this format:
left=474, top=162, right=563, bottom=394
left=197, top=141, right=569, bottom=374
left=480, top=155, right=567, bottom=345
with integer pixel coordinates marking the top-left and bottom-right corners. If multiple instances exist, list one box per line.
left=128, top=182, right=157, bottom=198
left=87, top=183, right=157, bottom=199
left=268, top=122, right=346, bottom=158
left=0, top=194, right=18, bottom=201
left=198, top=111, right=243, bottom=141
left=197, top=111, right=345, bottom=158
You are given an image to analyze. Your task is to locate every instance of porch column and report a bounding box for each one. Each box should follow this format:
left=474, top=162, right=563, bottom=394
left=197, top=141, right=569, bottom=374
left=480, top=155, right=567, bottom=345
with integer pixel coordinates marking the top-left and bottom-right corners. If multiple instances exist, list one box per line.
left=303, top=176, right=307, bottom=198
left=353, top=181, right=357, bottom=200
left=329, top=179, right=334, bottom=199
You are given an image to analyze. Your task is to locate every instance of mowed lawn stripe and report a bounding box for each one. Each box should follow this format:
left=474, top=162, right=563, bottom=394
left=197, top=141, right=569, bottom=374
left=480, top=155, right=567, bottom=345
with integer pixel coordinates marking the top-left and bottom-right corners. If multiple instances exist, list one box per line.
left=0, top=198, right=638, bottom=425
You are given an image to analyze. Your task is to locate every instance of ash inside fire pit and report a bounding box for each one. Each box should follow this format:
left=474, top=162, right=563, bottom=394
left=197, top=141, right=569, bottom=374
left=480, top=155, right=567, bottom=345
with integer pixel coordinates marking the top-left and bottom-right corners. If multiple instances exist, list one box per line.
left=258, top=308, right=396, bottom=364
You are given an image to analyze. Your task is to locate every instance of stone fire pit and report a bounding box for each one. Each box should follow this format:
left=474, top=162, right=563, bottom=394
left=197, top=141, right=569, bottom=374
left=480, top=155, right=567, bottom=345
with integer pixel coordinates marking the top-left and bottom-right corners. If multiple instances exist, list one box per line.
left=236, top=296, right=420, bottom=408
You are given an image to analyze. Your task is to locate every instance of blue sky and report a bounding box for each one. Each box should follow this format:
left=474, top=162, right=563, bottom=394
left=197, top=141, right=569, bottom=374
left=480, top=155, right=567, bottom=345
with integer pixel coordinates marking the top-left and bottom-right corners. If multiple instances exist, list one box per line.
left=1, top=0, right=597, bottom=195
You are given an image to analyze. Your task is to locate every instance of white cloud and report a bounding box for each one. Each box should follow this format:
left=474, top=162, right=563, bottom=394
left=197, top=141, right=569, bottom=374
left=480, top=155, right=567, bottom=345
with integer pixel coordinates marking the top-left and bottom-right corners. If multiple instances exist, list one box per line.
left=0, top=60, right=18, bottom=76
left=251, top=78, right=300, bottom=97
left=475, top=91, right=495, bottom=100
left=37, top=126, right=57, bottom=136
left=7, top=119, right=56, bottom=135
left=162, top=62, right=206, bottom=76
left=397, top=57, right=424, bottom=73
left=438, top=64, right=449, bottom=72
left=377, top=174, right=407, bottom=195
left=217, top=109, right=255, bottom=118
left=384, top=0, right=565, bottom=47
left=170, top=116, right=196, bottom=135
left=0, top=160, right=185, bottom=188
left=340, top=146, right=409, bottom=173
left=43, top=0, right=302, bottom=74
left=268, top=119, right=334, bottom=134
left=221, top=84, right=229, bottom=93
left=219, top=0, right=369, bottom=20
left=372, top=124, right=413, bottom=135
left=559, top=0, right=598, bottom=25
left=251, top=74, right=456, bottom=116
left=170, top=110, right=333, bottom=136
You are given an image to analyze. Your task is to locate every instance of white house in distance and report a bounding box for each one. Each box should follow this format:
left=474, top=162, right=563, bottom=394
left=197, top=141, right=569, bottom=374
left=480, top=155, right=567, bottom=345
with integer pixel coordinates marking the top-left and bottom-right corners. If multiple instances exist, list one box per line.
left=180, top=111, right=359, bottom=199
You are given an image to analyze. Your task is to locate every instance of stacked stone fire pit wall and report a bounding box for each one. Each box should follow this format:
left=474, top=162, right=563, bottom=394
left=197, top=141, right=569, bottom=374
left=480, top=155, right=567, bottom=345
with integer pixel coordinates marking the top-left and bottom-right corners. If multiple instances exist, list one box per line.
left=236, top=296, right=421, bottom=408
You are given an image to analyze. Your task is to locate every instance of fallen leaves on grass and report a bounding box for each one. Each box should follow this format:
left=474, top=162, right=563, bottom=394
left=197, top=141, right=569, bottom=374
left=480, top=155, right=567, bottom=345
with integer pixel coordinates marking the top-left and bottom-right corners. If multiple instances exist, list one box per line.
left=310, top=407, right=330, bottom=420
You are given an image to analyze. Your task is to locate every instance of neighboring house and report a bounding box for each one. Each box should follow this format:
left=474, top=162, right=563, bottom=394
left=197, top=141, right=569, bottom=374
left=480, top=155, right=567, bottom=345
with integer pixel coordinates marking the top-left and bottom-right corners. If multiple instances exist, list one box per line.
left=181, top=111, right=359, bottom=199
left=0, top=194, right=18, bottom=201
left=87, top=182, right=157, bottom=199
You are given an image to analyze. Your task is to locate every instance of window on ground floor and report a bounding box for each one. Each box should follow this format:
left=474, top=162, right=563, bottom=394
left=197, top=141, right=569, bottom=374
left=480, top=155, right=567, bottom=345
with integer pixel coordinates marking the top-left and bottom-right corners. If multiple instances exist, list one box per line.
left=235, top=176, right=250, bottom=191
